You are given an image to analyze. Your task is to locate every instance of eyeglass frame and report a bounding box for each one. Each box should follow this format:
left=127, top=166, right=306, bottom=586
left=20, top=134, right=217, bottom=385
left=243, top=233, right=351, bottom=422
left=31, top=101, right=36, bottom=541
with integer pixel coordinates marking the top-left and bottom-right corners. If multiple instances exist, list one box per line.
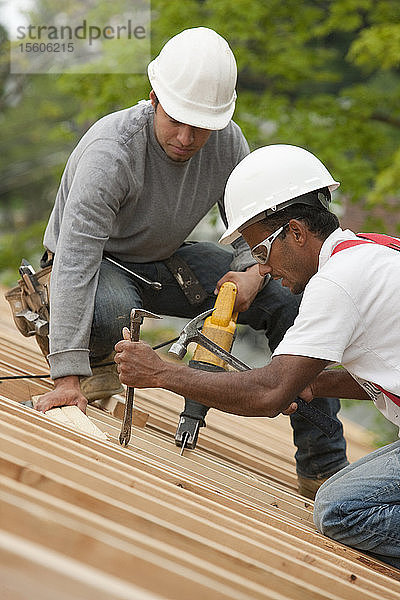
left=250, top=223, right=290, bottom=265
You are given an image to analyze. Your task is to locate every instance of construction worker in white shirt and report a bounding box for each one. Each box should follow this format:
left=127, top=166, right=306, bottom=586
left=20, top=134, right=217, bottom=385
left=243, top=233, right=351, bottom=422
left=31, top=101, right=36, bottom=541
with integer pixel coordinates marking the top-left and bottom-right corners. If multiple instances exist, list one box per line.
left=115, top=144, right=400, bottom=568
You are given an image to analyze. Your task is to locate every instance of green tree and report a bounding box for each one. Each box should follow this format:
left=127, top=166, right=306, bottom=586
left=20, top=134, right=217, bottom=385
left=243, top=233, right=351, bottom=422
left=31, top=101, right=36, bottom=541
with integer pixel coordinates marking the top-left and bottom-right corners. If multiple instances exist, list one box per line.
left=0, top=69, right=80, bottom=280
left=1, top=0, right=400, bottom=285
left=57, top=0, right=400, bottom=226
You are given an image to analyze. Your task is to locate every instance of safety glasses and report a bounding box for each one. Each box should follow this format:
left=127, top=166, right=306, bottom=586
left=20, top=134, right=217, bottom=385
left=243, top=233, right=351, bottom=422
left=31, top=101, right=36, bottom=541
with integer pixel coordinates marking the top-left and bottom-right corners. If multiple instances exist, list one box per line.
left=250, top=223, right=290, bottom=264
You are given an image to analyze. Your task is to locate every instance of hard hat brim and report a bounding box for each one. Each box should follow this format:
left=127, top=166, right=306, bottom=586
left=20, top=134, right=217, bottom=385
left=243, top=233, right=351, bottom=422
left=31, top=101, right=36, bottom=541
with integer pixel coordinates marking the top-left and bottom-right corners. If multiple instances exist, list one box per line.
left=158, top=91, right=236, bottom=130
left=219, top=227, right=243, bottom=245
left=219, top=181, right=340, bottom=246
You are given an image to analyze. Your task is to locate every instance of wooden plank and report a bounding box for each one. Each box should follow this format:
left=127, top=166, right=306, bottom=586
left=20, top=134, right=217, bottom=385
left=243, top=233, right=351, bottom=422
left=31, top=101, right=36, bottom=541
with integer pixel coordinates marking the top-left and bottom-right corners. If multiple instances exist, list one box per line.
left=0, top=475, right=357, bottom=600
left=0, top=415, right=321, bottom=550
left=1, top=410, right=398, bottom=586
left=134, top=390, right=298, bottom=462
left=5, top=397, right=296, bottom=506
left=88, top=408, right=313, bottom=518
left=0, top=530, right=162, bottom=600
left=0, top=399, right=384, bottom=550
left=92, top=395, right=149, bottom=428
left=87, top=404, right=302, bottom=495
left=0, top=400, right=378, bottom=546
left=1, top=477, right=313, bottom=600
left=0, top=402, right=314, bottom=523
left=1, top=451, right=399, bottom=600
left=40, top=404, right=109, bottom=441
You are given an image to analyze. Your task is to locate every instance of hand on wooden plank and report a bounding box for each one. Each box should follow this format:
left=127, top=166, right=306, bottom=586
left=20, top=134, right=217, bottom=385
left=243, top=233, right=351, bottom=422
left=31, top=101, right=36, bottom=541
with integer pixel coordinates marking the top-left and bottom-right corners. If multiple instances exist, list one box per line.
left=33, top=375, right=87, bottom=413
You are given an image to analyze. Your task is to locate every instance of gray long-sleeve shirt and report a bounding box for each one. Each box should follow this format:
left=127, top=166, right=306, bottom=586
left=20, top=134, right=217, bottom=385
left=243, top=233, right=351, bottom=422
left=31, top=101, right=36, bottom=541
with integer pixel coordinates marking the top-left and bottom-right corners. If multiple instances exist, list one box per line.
left=44, top=100, right=251, bottom=378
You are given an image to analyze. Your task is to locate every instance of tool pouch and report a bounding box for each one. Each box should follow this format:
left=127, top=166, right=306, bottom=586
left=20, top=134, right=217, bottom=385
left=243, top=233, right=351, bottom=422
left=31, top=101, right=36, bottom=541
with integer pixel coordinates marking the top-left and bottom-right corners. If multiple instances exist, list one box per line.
left=164, top=251, right=208, bottom=306
left=4, top=264, right=52, bottom=356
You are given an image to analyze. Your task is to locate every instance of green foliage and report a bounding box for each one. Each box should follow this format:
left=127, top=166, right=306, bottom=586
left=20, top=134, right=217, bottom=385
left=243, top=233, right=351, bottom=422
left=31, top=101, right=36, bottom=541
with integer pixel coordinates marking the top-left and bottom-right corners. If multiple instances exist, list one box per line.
left=139, top=325, right=177, bottom=350
left=0, top=70, right=79, bottom=283
left=2, top=0, right=400, bottom=219
left=349, top=24, right=400, bottom=70
left=47, top=0, right=400, bottom=220
left=0, top=219, right=47, bottom=285
left=55, top=73, right=148, bottom=124
left=341, top=398, right=398, bottom=447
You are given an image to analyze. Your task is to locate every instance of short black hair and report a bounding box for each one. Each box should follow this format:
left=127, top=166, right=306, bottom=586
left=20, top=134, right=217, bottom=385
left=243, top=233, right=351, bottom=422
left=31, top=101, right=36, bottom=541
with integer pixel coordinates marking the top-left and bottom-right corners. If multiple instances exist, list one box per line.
left=153, top=92, right=159, bottom=110
left=258, top=188, right=339, bottom=240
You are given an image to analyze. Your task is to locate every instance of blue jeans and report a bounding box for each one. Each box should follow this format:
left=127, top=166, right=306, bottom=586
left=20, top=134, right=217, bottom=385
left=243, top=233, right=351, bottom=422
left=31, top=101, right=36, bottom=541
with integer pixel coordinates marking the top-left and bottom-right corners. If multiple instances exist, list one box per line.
left=90, top=241, right=348, bottom=479
left=314, top=440, right=400, bottom=569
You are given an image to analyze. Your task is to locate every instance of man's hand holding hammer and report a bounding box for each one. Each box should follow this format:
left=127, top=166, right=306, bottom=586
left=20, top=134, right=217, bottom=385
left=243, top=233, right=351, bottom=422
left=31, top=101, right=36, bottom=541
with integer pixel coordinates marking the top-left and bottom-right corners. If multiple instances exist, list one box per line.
left=114, top=311, right=352, bottom=443
left=114, top=334, right=332, bottom=419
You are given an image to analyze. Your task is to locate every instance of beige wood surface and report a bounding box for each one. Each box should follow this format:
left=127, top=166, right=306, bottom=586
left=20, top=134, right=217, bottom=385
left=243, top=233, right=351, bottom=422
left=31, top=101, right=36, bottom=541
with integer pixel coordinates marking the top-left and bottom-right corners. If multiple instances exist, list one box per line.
left=0, top=290, right=399, bottom=599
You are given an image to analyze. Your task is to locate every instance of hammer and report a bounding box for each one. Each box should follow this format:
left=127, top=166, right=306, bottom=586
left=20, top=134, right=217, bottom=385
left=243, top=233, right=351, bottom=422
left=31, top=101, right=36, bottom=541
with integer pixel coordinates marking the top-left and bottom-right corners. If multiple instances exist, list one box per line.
left=119, top=308, right=161, bottom=446
left=169, top=311, right=341, bottom=439
left=170, top=309, right=251, bottom=370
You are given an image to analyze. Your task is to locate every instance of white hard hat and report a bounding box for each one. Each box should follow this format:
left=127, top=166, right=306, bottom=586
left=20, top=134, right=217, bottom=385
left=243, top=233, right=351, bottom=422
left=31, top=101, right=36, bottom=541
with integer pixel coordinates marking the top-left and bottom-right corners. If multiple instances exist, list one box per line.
left=219, top=144, right=340, bottom=245
left=148, top=27, right=237, bottom=130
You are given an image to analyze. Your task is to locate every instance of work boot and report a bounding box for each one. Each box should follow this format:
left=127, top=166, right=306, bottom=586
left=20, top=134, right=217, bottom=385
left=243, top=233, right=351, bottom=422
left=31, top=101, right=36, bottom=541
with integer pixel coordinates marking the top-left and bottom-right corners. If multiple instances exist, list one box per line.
left=80, top=353, right=124, bottom=402
left=297, top=475, right=331, bottom=500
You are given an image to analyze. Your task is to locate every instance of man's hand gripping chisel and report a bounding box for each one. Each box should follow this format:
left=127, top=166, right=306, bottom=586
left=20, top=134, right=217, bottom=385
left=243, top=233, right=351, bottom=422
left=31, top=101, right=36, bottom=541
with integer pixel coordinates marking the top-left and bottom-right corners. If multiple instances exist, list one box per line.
left=119, top=308, right=161, bottom=446
left=169, top=310, right=342, bottom=440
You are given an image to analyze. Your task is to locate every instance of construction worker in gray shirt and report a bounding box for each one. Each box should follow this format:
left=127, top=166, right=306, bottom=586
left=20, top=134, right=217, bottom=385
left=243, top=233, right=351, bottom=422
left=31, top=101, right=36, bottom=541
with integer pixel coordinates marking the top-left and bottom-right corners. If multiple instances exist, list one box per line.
left=35, top=27, right=348, bottom=497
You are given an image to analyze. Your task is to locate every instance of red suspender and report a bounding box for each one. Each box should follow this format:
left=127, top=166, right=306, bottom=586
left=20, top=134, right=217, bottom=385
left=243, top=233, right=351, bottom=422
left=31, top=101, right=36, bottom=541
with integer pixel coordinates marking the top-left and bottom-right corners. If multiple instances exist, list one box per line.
left=331, top=233, right=400, bottom=256
left=375, top=385, right=400, bottom=408
left=331, top=239, right=372, bottom=255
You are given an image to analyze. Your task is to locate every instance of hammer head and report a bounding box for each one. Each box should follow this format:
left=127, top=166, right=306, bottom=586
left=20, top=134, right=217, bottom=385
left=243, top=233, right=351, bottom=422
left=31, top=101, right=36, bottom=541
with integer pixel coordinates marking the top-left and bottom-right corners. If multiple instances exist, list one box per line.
left=130, top=308, right=162, bottom=323
left=169, top=309, right=213, bottom=360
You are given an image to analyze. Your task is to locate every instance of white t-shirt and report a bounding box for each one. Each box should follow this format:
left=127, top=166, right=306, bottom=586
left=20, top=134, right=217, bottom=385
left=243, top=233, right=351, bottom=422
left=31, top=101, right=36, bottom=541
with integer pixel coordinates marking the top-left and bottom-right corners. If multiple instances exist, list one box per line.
left=273, top=228, right=400, bottom=429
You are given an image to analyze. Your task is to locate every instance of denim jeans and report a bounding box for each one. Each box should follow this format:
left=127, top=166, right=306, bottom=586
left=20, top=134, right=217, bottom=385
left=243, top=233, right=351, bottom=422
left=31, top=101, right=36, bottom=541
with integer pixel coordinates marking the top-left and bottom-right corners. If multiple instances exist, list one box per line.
left=90, top=241, right=348, bottom=479
left=314, top=439, right=400, bottom=569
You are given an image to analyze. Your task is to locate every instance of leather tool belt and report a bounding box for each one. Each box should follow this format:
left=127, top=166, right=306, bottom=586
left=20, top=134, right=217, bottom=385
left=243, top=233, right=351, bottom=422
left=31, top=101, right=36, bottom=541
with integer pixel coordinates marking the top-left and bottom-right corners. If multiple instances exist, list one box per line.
left=164, top=252, right=208, bottom=306
left=4, top=253, right=53, bottom=357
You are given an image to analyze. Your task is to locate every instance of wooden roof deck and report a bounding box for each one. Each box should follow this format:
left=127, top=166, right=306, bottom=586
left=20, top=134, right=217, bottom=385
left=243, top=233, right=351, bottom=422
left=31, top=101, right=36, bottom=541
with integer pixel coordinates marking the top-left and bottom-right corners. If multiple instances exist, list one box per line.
left=0, top=292, right=399, bottom=599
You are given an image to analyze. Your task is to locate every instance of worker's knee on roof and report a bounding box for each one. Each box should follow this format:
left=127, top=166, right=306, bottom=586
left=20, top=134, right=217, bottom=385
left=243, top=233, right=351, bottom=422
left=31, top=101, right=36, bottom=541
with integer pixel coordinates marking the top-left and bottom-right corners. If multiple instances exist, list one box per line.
left=313, top=476, right=365, bottom=546
left=314, top=485, right=398, bottom=558
left=313, top=476, right=345, bottom=536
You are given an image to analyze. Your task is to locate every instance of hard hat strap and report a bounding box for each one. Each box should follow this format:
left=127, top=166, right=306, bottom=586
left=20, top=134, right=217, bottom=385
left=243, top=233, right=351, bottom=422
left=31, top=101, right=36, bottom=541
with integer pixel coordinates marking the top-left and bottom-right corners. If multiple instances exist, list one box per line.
left=264, top=188, right=331, bottom=216
left=238, top=188, right=331, bottom=233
